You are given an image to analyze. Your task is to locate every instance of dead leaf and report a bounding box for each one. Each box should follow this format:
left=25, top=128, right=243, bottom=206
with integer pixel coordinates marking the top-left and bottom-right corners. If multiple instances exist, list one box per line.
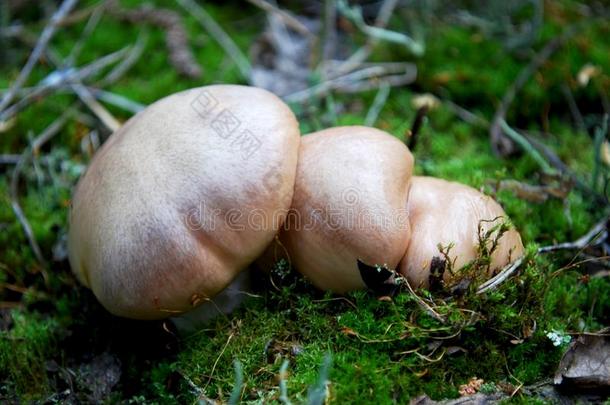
left=76, top=352, right=122, bottom=402
left=357, top=259, right=403, bottom=296
left=554, top=330, right=610, bottom=388
left=523, top=320, right=536, bottom=339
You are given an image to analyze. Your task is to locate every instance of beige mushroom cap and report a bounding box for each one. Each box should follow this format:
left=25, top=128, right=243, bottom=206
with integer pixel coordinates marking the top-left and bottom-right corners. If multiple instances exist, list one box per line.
left=280, top=126, right=414, bottom=292
left=68, top=85, right=300, bottom=319
left=398, top=176, right=524, bottom=288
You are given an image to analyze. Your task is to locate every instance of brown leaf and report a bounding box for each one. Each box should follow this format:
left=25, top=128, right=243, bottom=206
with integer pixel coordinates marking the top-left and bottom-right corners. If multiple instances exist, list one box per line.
left=496, top=179, right=573, bottom=203
left=554, top=330, right=610, bottom=388
left=340, top=327, right=358, bottom=337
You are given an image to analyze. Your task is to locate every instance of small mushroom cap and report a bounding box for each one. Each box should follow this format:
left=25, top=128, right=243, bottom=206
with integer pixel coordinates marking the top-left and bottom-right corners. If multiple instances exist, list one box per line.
left=280, top=126, right=414, bottom=292
left=68, top=85, right=300, bottom=319
left=398, top=176, right=524, bottom=288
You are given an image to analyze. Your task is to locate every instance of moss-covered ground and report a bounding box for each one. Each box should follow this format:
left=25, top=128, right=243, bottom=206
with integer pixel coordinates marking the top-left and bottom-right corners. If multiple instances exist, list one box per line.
left=1, top=0, right=609, bottom=402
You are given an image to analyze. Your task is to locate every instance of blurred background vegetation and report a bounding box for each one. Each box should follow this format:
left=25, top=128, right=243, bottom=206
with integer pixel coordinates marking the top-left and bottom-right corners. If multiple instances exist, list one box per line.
left=0, top=0, right=609, bottom=403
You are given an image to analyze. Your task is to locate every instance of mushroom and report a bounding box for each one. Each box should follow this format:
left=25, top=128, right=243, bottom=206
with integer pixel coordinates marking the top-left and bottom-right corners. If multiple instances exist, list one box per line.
left=398, top=176, right=524, bottom=288
left=68, top=85, right=300, bottom=319
left=273, top=126, right=414, bottom=292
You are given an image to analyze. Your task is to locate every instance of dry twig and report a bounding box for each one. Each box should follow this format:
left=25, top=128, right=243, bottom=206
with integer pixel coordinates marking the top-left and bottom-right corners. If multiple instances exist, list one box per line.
left=0, top=0, right=78, bottom=115
left=490, top=29, right=576, bottom=156
left=245, top=0, right=312, bottom=37
left=538, top=217, right=608, bottom=253
left=364, top=82, right=390, bottom=126
left=404, top=279, right=446, bottom=323
left=285, top=62, right=416, bottom=103
left=10, top=110, right=73, bottom=268
left=0, top=47, right=130, bottom=122
left=176, top=0, right=251, bottom=80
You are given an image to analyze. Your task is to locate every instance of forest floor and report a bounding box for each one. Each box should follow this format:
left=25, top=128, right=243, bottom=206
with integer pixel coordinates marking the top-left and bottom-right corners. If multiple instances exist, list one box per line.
left=0, top=0, right=609, bottom=403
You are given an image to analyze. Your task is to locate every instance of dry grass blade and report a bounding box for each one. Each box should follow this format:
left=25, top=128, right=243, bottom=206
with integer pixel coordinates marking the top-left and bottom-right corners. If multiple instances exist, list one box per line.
left=404, top=279, right=446, bottom=323
left=10, top=110, right=73, bottom=267
left=476, top=256, right=525, bottom=294
left=0, top=47, right=130, bottom=123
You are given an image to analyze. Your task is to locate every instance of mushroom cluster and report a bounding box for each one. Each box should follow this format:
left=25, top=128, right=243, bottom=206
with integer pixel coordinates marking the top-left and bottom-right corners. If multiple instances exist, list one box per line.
left=68, top=85, right=523, bottom=321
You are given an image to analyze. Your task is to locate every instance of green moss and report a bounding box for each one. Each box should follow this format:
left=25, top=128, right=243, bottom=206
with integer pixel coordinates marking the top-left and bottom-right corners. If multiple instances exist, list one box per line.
left=0, top=311, right=58, bottom=398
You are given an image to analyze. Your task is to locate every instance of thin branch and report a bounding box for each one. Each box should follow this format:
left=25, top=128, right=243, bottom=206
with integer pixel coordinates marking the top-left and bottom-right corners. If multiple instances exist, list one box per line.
left=285, top=62, right=416, bottom=103
left=499, top=119, right=554, bottom=173
left=0, top=47, right=129, bottom=122
left=176, top=0, right=251, bottom=80
left=70, top=83, right=121, bottom=131
left=244, top=0, right=312, bottom=37
left=490, top=28, right=576, bottom=156
left=404, top=279, right=446, bottom=323
left=332, top=0, right=399, bottom=77
left=364, top=82, right=390, bottom=126
left=0, top=0, right=78, bottom=113
left=64, top=1, right=104, bottom=68
left=99, top=30, right=148, bottom=86
left=321, top=0, right=337, bottom=65
left=0, top=154, right=21, bottom=165
left=442, top=98, right=489, bottom=128
left=561, top=84, right=586, bottom=134
left=476, top=256, right=524, bottom=294
left=87, top=88, right=145, bottom=114
left=337, top=0, right=423, bottom=56
left=10, top=111, right=73, bottom=267
left=538, top=217, right=608, bottom=253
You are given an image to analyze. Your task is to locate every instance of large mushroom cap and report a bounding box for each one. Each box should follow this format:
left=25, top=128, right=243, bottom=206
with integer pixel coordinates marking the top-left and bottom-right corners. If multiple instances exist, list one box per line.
left=68, top=85, right=300, bottom=319
left=399, top=176, right=524, bottom=288
left=279, top=126, right=414, bottom=292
